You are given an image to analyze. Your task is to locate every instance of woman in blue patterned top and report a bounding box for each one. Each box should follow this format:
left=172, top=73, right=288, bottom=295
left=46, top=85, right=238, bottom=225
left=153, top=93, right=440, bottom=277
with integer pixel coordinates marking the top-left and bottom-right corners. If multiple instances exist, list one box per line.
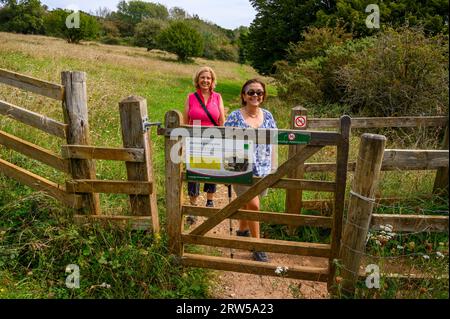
left=224, top=79, right=277, bottom=262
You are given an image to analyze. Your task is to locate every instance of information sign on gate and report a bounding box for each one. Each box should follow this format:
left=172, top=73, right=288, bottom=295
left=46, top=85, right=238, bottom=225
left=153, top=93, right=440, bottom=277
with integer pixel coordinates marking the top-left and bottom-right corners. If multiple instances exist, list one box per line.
left=185, top=137, right=254, bottom=185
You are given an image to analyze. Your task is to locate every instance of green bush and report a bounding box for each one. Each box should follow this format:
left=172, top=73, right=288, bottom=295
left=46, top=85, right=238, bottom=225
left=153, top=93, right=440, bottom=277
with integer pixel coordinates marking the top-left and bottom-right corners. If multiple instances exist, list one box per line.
left=338, top=27, right=449, bottom=116
left=0, top=0, right=45, bottom=34
left=44, top=9, right=100, bottom=44
left=157, top=21, right=203, bottom=62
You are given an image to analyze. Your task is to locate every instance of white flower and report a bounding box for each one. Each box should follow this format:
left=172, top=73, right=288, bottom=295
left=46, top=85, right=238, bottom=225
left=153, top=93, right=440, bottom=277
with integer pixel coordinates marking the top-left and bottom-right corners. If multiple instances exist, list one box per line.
left=375, top=240, right=381, bottom=246
left=380, top=230, right=387, bottom=235
left=436, top=252, right=445, bottom=258
left=422, top=255, right=430, bottom=260
left=397, top=245, right=404, bottom=250
left=379, top=225, right=386, bottom=231
left=275, top=266, right=289, bottom=275
left=100, top=282, right=111, bottom=289
left=385, top=224, right=393, bottom=232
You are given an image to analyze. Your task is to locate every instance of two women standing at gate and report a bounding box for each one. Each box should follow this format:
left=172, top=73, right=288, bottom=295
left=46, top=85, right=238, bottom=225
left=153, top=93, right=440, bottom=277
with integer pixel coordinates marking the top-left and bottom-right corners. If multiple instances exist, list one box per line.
left=224, top=79, right=277, bottom=262
left=184, top=66, right=225, bottom=224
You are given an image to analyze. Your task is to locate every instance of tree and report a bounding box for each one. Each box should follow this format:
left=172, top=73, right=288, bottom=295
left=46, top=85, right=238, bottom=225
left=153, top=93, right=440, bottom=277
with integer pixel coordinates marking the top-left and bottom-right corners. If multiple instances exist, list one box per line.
left=134, top=18, right=167, bottom=50
left=157, top=21, right=203, bottom=62
left=317, top=0, right=449, bottom=37
left=245, top=0, right=337, bottom=74
left=44, top=9, right=100, bottom=44
left=169, top=6, right=188, bottom=20
left=0, top=0, right=45, bottom=34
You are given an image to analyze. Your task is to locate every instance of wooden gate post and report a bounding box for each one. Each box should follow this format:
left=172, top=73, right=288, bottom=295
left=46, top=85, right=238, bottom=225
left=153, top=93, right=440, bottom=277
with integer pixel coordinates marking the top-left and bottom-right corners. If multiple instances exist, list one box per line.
left=433, top=124, right=448, bottom=195
left=328, top=115, right=351, bottom=291
left=340, top=133, right=386, bottom=297
left=285, top=106, right=307, bottom=234
left=61, top=71, right=100, bottom=214
left=119, top=96, right=159, bottom=232
left=164, top=110, right=183, bottom=256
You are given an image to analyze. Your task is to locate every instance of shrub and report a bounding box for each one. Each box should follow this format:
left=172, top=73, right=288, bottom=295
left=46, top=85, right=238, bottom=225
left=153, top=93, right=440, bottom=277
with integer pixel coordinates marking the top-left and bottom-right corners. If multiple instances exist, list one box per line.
left=338, top=27, right=449, bottom=116
left=0, top=0, right=45, bottom=34
left=134, top=18, right=167, bottom=51
left=157, top=21, right=203, bottom=62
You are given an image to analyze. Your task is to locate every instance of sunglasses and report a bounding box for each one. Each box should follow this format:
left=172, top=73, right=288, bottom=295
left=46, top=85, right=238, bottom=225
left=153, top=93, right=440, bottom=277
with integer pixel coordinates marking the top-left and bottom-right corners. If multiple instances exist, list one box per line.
left=246, top=90, right=264, bottom=97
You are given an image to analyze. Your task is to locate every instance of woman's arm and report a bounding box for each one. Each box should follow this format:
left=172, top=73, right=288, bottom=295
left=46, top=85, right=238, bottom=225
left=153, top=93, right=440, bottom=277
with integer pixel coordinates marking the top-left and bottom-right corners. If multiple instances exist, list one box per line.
left=183, top=96, right=190, bottom=125
left=218, top=95, right=226, bottom=126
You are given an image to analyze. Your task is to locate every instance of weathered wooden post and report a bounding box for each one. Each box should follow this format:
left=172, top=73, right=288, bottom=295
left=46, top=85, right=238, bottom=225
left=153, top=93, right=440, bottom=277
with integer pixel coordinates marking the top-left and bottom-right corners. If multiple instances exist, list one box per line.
left=339, top=133, right=386, bottom=297
left=328, top=115, right=351, bottom=291
left=433, top=124, right=448, bottom=195
left=164, top=110, right=183, bottom=256
left=119, top=96, right=159, bottom=233
left=285, top=106, right=307, bottom=234
left=61, top=71, right=100, bottom=214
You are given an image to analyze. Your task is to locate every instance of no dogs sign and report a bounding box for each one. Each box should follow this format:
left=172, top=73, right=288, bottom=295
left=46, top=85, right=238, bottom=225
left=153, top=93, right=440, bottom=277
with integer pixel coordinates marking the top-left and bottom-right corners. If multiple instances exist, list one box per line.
left=294, top=115, right=307, bottom=128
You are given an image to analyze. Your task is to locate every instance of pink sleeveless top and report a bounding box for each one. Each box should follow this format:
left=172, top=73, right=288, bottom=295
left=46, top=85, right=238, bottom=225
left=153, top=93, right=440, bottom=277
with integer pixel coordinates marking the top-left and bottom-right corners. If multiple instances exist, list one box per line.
left=187, top=89, right=221, bottom=126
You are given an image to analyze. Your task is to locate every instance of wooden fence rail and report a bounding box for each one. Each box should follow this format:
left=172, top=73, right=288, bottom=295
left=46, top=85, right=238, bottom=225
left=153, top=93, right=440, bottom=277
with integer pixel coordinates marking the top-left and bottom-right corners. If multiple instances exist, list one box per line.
left=308, top=116, right=447, bottom=129
left=0, top=68, right=64, bottom=100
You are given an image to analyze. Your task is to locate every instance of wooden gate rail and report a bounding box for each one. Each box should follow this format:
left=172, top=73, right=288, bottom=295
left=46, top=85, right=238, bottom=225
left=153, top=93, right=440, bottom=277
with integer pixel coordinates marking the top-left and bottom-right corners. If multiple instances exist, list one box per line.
left=307, top=116, right=447, bottom=129
left=161, top=109, right=350, bottom=284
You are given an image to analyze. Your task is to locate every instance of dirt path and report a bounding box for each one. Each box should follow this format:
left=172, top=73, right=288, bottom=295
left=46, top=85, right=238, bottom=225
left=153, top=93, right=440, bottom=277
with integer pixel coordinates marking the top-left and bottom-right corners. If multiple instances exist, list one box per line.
left=184, top=185, right=329, bottom=299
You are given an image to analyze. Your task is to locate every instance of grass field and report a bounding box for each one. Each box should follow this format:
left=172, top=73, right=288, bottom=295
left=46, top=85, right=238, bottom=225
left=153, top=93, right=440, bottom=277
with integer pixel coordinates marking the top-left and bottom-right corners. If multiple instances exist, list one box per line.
left=0, top=32, right=448, bottom=299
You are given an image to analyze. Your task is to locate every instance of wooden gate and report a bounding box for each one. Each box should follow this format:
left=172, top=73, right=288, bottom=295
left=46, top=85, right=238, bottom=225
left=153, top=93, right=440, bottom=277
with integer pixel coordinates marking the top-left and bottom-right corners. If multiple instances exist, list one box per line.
left=160, top=110, right=350, bottom=290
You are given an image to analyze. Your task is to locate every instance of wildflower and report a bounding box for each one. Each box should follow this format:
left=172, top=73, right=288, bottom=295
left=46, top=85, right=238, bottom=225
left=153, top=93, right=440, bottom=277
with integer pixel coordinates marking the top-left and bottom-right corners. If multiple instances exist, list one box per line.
left=422, top=255, right=430, bottom=260
left=397, top=245, right=404, bottom=250
left=436, top=252, right=445, bottom=258
left=375, top=240, right=381, bottom=246
left=275, top=266, right=289, bottom=275
left=385, top=224, right=393, bottom=232
left=100, top=282, right=111, bottom=289
left=408, top=242, right=415, bottom=250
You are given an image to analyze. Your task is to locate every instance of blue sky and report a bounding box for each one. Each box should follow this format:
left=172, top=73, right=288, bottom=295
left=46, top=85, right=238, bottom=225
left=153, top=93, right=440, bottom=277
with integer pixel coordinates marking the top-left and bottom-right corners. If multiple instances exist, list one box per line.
left=41, top=0, right=256, bottom=30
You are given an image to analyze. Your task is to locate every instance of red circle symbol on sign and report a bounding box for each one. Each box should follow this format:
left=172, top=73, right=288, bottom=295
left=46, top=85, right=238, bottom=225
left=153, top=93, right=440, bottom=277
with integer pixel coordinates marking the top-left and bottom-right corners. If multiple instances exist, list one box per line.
left=288, top=133, right=295, bottom=140
left=295, top=116, right=306, bottom=128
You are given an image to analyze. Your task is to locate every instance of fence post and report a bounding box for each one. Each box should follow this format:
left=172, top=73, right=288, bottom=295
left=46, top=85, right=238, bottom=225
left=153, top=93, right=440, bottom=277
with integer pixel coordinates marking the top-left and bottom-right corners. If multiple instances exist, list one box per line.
left=433, top=124, right=448, bottom=195
left=285, top=106, right=307, bottom=234
left=339, top=133, right=386, bottom=297
left=119, top=96, right=159, bottom=233
left=61, top=71, right=100, bottom=215
left=164, top=110, right=183, bottom=256
left=328, top=115, right=351, bottom=291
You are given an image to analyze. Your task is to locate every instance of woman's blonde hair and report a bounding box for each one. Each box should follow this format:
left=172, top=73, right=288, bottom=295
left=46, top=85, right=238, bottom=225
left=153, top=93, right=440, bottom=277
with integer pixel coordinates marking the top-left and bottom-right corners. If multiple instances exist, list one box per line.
left=193, top=66, right=217, bottom=91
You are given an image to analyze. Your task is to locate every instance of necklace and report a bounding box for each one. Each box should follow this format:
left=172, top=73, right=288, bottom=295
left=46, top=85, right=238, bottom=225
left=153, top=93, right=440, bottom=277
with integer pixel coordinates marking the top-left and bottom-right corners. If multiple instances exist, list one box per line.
left=244, top=108, right=259, bottom=118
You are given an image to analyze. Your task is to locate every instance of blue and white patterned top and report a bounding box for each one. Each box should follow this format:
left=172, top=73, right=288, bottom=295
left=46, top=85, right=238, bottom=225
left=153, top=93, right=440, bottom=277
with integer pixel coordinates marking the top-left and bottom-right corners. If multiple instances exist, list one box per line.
left=224, top=108, right=277, bottom=177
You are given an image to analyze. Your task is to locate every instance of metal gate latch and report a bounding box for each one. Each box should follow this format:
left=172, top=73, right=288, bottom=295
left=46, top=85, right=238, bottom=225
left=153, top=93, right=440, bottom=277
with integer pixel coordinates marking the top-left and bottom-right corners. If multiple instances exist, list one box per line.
left=142, top=117, right=162, bottom=132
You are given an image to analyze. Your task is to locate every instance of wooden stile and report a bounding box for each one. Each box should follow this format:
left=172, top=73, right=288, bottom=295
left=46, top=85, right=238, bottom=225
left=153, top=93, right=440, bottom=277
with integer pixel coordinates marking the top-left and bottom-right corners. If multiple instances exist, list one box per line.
left=0, top=130, right=70, bottom=173
left=61, top=71, right=100, bottom=214
left=61, top=145, right=145, bottom=162
left=66, top=180, right=152, bottom=195
left=119, top=96, right=159, bottom=232
left=0, top=100, right=67, bottom=138
left=0, top=68, right=64, bottom=100
left=73, top=214, right=152, bottom=230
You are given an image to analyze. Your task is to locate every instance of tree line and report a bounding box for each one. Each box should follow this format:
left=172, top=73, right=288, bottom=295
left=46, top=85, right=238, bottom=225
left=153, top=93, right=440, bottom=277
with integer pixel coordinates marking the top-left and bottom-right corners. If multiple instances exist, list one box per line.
left=0, top=0, right=247, bottom=62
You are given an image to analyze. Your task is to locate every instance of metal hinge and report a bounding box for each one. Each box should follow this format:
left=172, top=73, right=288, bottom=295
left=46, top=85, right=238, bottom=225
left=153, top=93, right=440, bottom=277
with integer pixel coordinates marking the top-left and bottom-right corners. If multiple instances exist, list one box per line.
left=142, top=117, right=162, bottom=133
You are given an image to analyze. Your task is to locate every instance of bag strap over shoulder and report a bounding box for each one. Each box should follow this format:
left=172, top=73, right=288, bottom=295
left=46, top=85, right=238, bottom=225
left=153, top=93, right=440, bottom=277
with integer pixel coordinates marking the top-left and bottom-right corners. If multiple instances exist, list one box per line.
left=194, top=92, right=218, bottom=126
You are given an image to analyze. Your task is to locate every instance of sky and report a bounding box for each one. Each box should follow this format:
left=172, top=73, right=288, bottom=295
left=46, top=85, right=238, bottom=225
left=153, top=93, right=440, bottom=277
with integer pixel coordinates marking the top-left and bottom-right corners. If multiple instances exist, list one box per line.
left=40, top=0, right=257, bottom=30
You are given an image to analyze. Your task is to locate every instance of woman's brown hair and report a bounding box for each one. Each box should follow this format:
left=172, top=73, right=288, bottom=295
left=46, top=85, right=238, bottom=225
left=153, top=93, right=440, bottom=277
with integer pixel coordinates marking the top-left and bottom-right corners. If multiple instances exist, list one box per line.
left=240, top=79, right=267, bottom=106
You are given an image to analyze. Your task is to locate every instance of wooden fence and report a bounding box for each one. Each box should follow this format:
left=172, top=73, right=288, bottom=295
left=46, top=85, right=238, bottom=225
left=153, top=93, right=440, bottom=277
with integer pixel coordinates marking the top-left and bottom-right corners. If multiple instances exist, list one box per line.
left=286, top=106, right=449, bottom=216
left=159, top=110, right=351, bottom=290
left=339, top=133, right=449, bottom=296
left=0, top=68, right=159, bottom=232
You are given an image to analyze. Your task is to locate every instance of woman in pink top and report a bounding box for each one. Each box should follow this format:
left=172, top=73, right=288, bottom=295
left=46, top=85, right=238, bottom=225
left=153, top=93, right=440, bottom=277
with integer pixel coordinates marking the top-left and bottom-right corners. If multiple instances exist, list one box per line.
left=184, top=67, right=225, bottom=224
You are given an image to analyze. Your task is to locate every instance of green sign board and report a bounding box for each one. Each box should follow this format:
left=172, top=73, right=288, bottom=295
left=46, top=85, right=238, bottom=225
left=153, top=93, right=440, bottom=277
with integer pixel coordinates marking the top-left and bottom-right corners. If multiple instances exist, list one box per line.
left=277, top=132, right=311, bottom=145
